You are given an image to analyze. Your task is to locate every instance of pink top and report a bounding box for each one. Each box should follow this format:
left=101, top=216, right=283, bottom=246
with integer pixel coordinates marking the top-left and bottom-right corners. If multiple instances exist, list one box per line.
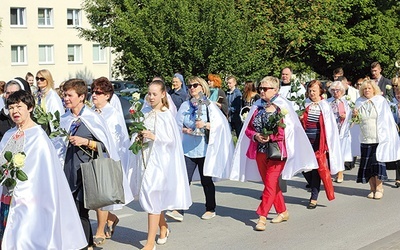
left=245, top=109, right=287, bottom=159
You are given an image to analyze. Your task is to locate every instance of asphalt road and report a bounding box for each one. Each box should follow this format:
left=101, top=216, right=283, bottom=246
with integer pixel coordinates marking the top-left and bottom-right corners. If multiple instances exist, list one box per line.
left=89, top=166, right=400, bottom=250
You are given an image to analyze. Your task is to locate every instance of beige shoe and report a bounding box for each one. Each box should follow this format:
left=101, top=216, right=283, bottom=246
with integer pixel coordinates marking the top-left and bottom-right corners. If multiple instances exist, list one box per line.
left=374, top=190, right=384, bottom=199
left=367, top=191, right=375, bottom=199
left=271, top=211, right=289, bottom=223
left=255, top=217, right=267, bottom=231
left=201, top=211, right=216, bottom=220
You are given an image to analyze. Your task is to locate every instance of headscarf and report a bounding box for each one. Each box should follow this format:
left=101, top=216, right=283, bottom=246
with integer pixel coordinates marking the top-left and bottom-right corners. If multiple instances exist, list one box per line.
left=174, top=73, right=188, bottom=93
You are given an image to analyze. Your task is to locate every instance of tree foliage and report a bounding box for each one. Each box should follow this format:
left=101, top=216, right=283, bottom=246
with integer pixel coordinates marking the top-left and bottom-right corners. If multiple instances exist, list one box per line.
left=79, top=0, right=400, bottom=83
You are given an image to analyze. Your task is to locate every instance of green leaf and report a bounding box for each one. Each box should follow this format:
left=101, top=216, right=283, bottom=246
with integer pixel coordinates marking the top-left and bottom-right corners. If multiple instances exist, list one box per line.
left=16, top=170, right=28, bottom=181
left=4, top=151, right=12, bottom=162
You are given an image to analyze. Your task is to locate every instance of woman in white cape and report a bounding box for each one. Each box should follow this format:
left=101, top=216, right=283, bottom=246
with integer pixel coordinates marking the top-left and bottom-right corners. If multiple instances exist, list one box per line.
left=327, top=81, right=353, bottom=183
left=353, top=79, right=400, bottom=199
left=230, top=76, right=318, bottom=230
left=90, top=77, right=134, bottom=244
left=0, top=90, right=86, bottom=249
left=128, top=80, right=191, bottom=250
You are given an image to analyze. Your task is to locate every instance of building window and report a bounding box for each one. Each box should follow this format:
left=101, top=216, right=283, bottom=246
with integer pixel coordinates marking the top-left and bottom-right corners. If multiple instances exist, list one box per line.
left=67, top=9, right=81, bottom=27
left=38, top=8, right=53, bottom=26
left=11, top=45, right=27, bottom=64
left=10, top=8, right=26, bottom=26
left=68, top=45, right=82, bottom=62
left=93, top=45, right=106, bottom=63
left=39, top=45, right=54, bottom=64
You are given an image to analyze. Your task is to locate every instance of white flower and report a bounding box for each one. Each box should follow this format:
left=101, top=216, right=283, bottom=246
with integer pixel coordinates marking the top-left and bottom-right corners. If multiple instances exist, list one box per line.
left=12, top=153, right=26, bottom=168
left=281, top=108, right=288, bottom=116
left=241, top=112, right=249, bottom=121
left=132, top=92, right=141, bottom=101
left=345, top=95, right=351, bottom=101
left=386, top=85, right=392, bottom=90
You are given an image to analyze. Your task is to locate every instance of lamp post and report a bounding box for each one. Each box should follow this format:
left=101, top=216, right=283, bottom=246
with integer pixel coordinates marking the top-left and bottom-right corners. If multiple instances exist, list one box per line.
left=108, top=24, right=112, bottom=80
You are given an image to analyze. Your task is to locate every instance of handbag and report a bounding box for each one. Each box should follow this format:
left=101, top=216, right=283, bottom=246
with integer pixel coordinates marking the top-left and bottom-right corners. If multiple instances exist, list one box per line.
left=266, top=141, right=283, bottom=160
left=81, top=142, right=125, bottom=210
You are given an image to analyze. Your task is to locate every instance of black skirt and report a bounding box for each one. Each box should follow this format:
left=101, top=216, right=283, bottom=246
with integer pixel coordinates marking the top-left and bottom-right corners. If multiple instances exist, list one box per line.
left=356, top=143, right=388, bottom=183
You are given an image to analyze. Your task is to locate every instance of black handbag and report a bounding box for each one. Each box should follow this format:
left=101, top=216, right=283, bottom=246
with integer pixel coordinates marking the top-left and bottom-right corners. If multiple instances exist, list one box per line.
left=266, top=141, right=283, bottom=160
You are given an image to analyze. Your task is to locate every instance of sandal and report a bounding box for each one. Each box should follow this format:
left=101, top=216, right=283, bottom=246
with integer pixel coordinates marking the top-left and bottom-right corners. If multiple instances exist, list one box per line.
left=105, top=217, right=120, bottom=239
left=93, top=236, right=106, bottom=246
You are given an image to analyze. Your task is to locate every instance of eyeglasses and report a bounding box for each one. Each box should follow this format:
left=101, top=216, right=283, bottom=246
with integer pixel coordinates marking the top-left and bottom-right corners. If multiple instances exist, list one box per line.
left=331, top=89, right=341, bottom=92
left=36, top=77, right=46, bottom=82
left=393, top=85, right=398, bottom=88
left=187, top=83, right=200, bottom=89
left=258, top=87, right=274, bottom=92
left=93, top=90, right=105, bottom=95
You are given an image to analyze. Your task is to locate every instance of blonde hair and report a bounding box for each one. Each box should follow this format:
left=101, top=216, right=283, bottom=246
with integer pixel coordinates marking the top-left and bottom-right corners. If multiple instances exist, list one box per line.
left=187, top=76, right=210, bottom=97
left=148, top=80, right=169, bottom=110
left=259, top=76, right=280, bottom=90
left=359, top=79, right=381, bottom=97
left=36, top=69, right=55, bottom=91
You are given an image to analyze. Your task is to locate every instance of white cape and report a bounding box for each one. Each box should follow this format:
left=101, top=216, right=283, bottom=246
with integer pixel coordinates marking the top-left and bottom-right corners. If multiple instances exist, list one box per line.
left=43, top=89, right=65, bottom=131
left=94, top=103, right=134, bottom=210
left=305, top=99, right=344, bottom=174
left=230, top=96, right=318, bottom=181
left=176, top=101, right=235, bottom=180
left=355, top=95, right=400, bottom=162
left=1, top=126, right=87, bottom=250
left=128, top=108, right=192, bottom=214
left=327, top=97, right=353, bottom=162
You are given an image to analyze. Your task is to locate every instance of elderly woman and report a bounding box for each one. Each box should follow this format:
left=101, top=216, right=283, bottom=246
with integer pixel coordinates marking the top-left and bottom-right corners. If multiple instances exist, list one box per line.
left=327, top=81, right=353, bottom=183
left=167, top=77, right=234, bottom=222
left=354, top=79, right=400, bottom=199
left=90, top=77, right=134, bottom=245
left=35, top=69, right=65, bottom=131
left=230, top=76, right=318, bottom=231
left=302, top=80, right=343, bottom=209
left=168, top=73, right=188, bottom=110
left=54, top=79, right=121, bottom=248
left=0, top=90, right=86, bottom=249
left=207, top=74, right=229, bottom=116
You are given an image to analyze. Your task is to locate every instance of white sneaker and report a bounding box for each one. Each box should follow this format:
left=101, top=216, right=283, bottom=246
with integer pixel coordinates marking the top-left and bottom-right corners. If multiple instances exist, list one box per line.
left=201, top=211, right=216, bottom=220
left=165, top=210, right=183, bottom=222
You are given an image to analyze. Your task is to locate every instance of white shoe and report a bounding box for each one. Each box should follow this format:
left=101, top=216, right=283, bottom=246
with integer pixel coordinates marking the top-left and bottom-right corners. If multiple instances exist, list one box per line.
left=165, top=210, right=183, bottom=222
left=201, top=211, right=216, bottom=220
left=156, top=228, right=170, bottom=245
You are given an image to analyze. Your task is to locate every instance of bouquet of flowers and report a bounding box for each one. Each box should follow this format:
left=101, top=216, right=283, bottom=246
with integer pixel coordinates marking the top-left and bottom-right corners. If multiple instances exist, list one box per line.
left=262, top=108, right=288, bottom=135
left=286, top=80, right=305, bottom=116
left=0, top=151, right=28, bottom=193
left=128, top=92, right=147, bottom=155
left=345, top=95, right=361, bottom=124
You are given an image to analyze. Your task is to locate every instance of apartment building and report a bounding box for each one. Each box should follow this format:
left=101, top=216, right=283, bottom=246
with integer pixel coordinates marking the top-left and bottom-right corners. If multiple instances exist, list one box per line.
left=0, top=1, right=113, bottom=87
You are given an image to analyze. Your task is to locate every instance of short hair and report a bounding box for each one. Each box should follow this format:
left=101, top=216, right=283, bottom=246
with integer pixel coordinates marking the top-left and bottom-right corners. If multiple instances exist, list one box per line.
left=306, top=80, right=325, bottom=96
left=7, top=90, right=35, bottom=110
left=226, top=75, right=237, bottom=84
left=207, top=74, right=222, bottom=88
left=148, top=80, right=169, bottom=109
left=91, top=77, right=114, bottom=102
left=36, top=69, right=55, bottom=90
left=333, top=67, right=344, bottom=75
left=259, top=76, right=280, bottom=90
left=392, top=77, right=400, bottom=86
left=371, top=61, right=381, bottom=69
left=63, top=79, right=88, bottom=99
left=0, top=81, right=6, bottom=94
left=188, top=76, right=210, bottom=98
left=282, top=67, right=293, bottom=74
left=359, top=79, right=381, bottom=97
left=328, top=81, right=346, bottom=95
left=5, top=80, right=22, bottom=92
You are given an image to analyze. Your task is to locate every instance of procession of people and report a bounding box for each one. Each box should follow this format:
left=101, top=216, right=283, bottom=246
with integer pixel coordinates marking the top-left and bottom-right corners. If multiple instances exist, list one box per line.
left=0, top=62, right=399, bottom=249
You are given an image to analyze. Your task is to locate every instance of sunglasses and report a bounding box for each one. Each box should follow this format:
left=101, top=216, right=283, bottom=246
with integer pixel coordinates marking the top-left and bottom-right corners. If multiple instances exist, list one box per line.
left=258, top=87, right=274, bottom=92
left=393, top=85, right=398, bottom=87
left=187, top=83, right=200, bottom=89
left=36, top=77, right=46, bottom=82
left=93, top=90, right=105, bottom=95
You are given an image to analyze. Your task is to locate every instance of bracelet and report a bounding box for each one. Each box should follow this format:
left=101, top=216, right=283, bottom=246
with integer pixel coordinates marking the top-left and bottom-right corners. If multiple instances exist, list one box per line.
left=88, top=140, right=97, bottom=151
left=87, top=139, right=90, bottom=146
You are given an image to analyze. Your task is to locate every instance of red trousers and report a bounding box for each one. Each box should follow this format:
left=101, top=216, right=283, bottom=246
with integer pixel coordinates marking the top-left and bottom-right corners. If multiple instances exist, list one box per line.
left=256, top=152, right=286, bottom=217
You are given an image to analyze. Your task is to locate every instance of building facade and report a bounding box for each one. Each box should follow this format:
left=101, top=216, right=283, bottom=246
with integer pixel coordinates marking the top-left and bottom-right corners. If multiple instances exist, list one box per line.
left=0, top=1, right=113, bottom=87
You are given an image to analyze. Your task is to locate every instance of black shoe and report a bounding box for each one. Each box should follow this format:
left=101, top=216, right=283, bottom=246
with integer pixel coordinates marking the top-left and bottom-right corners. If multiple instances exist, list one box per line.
left=305, top=184, right=310, bottom=188
left=395, top=181, right=400, bottom=188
